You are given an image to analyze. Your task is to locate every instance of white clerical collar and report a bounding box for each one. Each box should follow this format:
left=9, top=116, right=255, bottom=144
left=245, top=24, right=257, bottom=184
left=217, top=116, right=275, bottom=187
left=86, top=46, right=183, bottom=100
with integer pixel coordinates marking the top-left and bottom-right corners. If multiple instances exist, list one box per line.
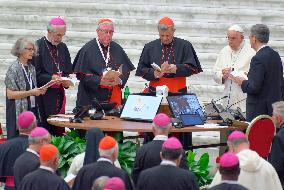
left=221, top=180, right=239, bottom=185
left=40, top=165, right=55, bottom=173
left=153, top=135, right=168, bottom=141
left=160, top=159, right=177, bottom=167
left=26, top=148, right=39, bottom=157
left=256, top=44, right=268, bottom=53
left=97, top=157, right=113, bottom=164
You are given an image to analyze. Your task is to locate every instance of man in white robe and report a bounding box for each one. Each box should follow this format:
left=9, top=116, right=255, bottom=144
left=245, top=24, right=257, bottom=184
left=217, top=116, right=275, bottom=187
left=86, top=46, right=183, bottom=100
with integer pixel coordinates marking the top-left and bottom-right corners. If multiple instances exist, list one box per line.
left=213, top=25, right=255, bottom=112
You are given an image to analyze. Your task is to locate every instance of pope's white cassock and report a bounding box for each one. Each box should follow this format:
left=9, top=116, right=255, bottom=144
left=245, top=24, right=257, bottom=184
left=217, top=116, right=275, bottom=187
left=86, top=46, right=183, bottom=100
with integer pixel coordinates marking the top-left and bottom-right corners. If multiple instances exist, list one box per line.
left=213, top=41, right=255, bottom=111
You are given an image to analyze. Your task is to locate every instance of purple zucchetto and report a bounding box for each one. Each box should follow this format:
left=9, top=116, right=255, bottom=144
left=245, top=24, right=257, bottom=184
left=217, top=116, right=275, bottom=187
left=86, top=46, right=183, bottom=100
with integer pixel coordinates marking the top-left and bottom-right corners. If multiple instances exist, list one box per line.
left=48, top=17, right=66, bottom=26
left=104, top=177, right=125, bottom=190
left=162, top=137, right=182, bottom=149
left=17, top=111, right=36, bottom=129
left=153, top=113, right=171, bottom=128
left=220, top=152, right=239, bottom=168
left=30, top=127, right=49, bottom=138
left=228, top=130, right=246, bottom=141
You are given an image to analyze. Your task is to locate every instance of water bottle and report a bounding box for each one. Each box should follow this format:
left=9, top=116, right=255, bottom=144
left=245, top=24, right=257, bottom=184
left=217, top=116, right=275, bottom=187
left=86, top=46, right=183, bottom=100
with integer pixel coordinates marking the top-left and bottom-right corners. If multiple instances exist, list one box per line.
left=124, top=86, right=130, bottom=100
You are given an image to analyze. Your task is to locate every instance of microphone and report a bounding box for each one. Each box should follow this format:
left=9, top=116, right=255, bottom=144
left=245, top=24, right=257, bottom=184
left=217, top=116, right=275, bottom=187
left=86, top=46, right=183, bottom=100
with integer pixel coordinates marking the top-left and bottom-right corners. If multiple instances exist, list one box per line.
left=227, top=98, right=246, bottom=110
left=202, top=96, right=228, bottom=108
left=212, top=95, right=228, bottom=103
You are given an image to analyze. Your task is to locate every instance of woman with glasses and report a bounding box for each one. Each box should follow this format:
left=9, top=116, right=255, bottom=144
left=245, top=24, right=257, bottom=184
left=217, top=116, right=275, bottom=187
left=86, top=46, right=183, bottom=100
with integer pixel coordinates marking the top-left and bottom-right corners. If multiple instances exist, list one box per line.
left=5, top=37, right=46, bottom=139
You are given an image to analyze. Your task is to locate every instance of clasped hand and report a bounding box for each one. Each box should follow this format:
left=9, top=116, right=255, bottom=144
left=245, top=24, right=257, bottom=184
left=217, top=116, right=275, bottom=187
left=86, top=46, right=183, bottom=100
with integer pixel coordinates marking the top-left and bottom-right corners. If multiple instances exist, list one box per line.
left=154, top=62, right=177, bottom=78
left=100, top=76, right=121, bottom=86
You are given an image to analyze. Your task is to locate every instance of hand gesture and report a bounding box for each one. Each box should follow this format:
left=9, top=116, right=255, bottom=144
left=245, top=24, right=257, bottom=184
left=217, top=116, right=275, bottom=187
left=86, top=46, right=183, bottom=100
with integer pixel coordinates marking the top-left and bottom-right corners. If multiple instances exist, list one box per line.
left=30, top=87, right=47, bottom=96
left=233, top=76, right=246, bottom=86
left=222, top=68, right=232, bottom=80
left=154, top=70, right=164, bottom=78
left=100, top=77, right=115, bottom=87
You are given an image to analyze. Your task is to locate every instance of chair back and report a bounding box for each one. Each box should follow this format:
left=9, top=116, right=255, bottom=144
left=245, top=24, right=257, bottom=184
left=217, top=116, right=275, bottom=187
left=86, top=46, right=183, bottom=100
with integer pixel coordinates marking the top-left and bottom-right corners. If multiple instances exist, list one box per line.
left=0, top=123, right=7, bottom=144
left=246, top=115, right=275, bottom=158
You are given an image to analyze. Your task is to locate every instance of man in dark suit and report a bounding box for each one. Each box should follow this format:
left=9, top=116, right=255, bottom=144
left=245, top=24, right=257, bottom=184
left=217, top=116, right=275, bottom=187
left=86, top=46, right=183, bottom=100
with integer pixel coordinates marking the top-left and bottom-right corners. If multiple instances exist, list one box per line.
left=137, top=137, right=199, bottom=190
left=269, top=101, right=284, bottom=189
left=235, top=24, right=283, bottom=121
left=131, top=113, right=188, bottom=186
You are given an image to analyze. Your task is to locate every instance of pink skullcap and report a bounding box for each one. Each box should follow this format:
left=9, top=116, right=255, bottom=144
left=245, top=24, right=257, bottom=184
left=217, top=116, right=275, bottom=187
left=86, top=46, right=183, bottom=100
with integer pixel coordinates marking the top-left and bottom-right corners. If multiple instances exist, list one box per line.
left=228, top=130, right=246, bottom=141
left=104, top=177, right=125, bottom=190
left=17, top=111, right=35, bottom=129
left=220, top=152, right=239, bottom=168
left=162, top=137, right=182, bottom=149
left=49, top=17, right=66, bottom=26
left=153, top=113, right=171, bottom=127
left=30, top=127, right=49, bottom=138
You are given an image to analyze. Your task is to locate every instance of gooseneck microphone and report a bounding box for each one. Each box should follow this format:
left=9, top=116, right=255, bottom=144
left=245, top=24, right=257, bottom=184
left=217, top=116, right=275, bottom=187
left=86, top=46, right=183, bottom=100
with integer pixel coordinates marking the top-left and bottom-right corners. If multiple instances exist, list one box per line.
left=212, top=95, right=228, bottom=103
left=227, top=98, right=247, bottom=110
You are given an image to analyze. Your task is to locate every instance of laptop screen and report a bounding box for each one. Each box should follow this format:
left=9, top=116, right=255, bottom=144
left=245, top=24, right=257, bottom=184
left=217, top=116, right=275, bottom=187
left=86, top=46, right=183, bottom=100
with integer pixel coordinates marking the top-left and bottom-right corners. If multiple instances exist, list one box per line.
left=120, top=95, right=162, bottom=121
left=167, top=94, right=204, bottom=120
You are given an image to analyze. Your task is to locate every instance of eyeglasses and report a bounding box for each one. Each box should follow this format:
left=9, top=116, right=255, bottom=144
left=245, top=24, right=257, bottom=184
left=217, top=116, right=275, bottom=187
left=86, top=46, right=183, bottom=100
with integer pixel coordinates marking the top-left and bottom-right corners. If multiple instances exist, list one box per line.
left=25, top=47, right=35, bottom=51
left=226, top=36, right=237, bottom=41
left=99, top=29, right=114, bottom=35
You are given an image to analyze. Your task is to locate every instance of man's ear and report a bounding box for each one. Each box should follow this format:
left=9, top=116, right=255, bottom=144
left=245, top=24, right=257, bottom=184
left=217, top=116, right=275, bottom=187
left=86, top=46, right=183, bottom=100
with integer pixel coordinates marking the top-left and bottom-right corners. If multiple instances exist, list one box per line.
left=160, top=152, right=163, bottom=160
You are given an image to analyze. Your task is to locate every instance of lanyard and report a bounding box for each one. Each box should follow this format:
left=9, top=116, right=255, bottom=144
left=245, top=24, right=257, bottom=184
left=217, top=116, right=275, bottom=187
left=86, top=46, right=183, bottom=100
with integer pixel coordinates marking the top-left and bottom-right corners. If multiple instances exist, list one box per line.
left=20, top=62, right=33, bottom=90
left=96, top=38, right=110, bottom=70
left=20, top=61, right=36, bottom=108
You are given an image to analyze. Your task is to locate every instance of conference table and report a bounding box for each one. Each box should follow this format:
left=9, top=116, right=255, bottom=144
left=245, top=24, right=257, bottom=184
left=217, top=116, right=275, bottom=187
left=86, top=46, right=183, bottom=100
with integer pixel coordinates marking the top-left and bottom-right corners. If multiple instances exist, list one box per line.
left=48, top=114, right=248, bottom=152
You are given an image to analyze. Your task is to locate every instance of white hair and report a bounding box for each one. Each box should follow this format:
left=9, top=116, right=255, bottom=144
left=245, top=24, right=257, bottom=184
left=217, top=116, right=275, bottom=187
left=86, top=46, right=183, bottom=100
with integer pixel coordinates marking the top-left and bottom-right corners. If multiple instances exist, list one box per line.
left=98, top=143, right=118, bottom=158
left=272, top=101, right=284, bottom=120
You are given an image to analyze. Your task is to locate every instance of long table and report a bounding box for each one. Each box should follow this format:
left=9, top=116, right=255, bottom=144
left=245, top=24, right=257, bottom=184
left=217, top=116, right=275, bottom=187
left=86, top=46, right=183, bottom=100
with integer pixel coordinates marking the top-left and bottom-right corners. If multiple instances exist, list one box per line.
left=48, top=115, right=238, bottom=133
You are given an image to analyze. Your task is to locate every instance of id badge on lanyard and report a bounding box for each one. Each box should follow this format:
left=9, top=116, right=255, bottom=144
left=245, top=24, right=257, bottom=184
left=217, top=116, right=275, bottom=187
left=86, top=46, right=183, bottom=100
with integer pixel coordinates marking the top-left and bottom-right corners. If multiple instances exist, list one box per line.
left=21, top=63, right=36, bottom=108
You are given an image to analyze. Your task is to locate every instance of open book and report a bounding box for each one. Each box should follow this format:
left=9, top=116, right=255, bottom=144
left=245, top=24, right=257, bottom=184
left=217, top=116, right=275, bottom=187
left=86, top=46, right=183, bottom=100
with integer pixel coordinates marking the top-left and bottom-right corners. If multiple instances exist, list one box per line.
left=151, top=63, right=161, bottom=72
left=39, top=80, right=59, bottom=89
left=102, top=65, right=122, bottom=81
left=39, top=77, right=78, bottom=89
left=60, top=77, right=78, bottom=87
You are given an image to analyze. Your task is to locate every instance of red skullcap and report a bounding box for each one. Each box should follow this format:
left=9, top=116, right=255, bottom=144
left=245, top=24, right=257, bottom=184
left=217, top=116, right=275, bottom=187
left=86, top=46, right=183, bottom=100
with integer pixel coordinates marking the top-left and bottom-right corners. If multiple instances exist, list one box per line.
left=159, top=17, right=174, bottom=27
left=162, top=137, right=182, bottom=149
left=39, top=144, right=58, bottom=161
left=17, top=111, right=35, bottom=129
left=220, top=152, right=239, bottom=168
left=99, top=136, right=117, bottom=150
left=153, top=113, right=171, bottom=128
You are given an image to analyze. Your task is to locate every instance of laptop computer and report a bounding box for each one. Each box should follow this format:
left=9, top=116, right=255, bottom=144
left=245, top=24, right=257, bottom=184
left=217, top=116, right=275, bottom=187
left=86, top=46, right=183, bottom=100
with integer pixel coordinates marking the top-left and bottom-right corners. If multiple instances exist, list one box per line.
left=167, top=94, right=205, bottom=126
left=120, top=94, right=162, bottom=122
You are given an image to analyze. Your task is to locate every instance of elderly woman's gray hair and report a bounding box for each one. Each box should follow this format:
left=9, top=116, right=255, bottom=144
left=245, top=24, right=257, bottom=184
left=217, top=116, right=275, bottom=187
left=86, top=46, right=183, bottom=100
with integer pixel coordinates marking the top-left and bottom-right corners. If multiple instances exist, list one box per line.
left=250, top=24, right=270, bottom=43
left=11, top=37, right=38, bottom=57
